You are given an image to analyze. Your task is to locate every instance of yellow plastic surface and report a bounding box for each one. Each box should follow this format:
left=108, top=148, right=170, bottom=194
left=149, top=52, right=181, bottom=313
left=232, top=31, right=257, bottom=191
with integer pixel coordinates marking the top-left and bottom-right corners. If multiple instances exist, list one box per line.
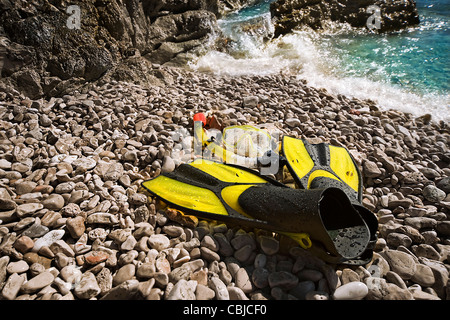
left=329, top=145, right=359, bottom=192
left=283, top=136, right=315, bottom=179
left=282, top=232, right=312, bottom=249
left=142, top=176, right=228, bottom=216
left=307, top=169, right=340, bottom=189
left=221, top=185, right=254, bottom=217
left=190, top=158, right=267, bottom=184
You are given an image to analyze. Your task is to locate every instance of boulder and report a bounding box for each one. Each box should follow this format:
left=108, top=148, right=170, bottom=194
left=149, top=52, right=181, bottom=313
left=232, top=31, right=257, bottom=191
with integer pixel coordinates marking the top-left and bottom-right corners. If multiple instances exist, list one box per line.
left=270, top=0, right=420, bottom=36
left=0, top=0, right=220, bottom=98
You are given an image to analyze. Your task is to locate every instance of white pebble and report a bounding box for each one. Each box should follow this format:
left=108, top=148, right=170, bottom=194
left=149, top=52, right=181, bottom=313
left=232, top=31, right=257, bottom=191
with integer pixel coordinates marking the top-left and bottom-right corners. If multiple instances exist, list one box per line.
left=32, top=229, right=65, bottom=252
left=332, top=281, right=368, bottom=300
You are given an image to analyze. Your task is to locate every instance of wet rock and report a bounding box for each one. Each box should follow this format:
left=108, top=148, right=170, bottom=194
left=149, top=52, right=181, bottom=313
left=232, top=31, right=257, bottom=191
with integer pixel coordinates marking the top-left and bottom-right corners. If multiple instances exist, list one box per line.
left=436, top=221, right=450, bottom=236
left=234, top=245, right=253, bottom=263
left=214, top=233, right=234, bottom=257
left=252, top=267, right=270, bottom=289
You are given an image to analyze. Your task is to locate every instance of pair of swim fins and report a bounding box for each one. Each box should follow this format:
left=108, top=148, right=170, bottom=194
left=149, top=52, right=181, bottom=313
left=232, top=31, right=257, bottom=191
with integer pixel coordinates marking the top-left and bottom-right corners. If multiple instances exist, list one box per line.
left=141, top=136, right=378, bottom=265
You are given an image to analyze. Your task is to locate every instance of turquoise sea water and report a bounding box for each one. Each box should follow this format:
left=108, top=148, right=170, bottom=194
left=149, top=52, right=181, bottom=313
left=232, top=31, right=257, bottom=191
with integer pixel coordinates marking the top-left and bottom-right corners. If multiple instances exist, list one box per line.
left=321, top=0, right=449, bottom=95
left=191, top=0, right=449, bottom=122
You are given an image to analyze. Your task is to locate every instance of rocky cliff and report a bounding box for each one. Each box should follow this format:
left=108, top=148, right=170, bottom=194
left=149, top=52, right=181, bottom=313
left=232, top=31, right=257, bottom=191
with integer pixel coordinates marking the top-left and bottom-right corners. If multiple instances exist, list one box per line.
left=0, top=0, right=422, bottom=99
left=0, top=0, right=227, bottom=99
left=270, top=0, right=420, bottom=36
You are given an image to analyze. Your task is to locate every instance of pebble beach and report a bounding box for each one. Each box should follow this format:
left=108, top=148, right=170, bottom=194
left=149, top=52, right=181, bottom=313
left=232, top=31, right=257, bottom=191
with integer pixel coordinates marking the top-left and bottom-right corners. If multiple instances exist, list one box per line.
left=0, top=65, right=449, bottom=301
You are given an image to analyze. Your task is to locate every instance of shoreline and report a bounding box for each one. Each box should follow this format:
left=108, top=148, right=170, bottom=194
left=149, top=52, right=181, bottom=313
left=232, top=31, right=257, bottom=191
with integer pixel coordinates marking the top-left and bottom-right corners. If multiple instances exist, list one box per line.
left=0, top=65, right=449, bottom=301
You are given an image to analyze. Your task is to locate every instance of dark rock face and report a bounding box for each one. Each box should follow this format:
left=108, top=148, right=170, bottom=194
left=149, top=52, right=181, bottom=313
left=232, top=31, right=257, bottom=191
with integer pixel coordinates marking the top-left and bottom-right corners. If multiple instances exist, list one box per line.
left=0, top=0, right=220, bottom=98
left=270, top=0, right=420, bottom=36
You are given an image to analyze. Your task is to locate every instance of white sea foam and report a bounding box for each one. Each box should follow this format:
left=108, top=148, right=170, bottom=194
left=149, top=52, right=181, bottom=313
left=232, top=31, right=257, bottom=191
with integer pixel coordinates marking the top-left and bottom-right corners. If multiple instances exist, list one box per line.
left=189, top=18, right=450, bottom=123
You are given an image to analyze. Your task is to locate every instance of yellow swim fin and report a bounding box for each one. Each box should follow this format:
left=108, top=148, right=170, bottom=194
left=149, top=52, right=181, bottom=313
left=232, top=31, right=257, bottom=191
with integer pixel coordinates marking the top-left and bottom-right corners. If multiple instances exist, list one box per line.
left=281, top=136, right=378, bottom=265
left=142, top=159, right=374, bottom=262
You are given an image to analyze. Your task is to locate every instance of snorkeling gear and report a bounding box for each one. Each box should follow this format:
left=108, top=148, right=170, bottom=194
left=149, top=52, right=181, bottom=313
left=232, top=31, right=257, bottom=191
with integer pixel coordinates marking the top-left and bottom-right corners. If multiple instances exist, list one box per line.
left=141, top=114, right=378, bottom=265
left=142, top=159, right=372, bottom=264
left=193, top=113, right=279, bottom=172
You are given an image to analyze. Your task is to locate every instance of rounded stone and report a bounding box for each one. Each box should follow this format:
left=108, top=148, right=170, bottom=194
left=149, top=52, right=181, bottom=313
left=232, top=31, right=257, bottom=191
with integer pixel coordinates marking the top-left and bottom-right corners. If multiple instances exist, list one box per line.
left=13, top=235, right=35, bottom=254
left=74, top=271, right=101, bottom=299
left=161, top=156, right=175, bottom=173
left=33, top=230, right=65, bottom=252
left=235, top=268, right=253, bottom=293
left=290, top=280, right=316, bottom=300
left=252, top=267, right=270, bottom=288
left=136, top=262, right=156, bottom=279
left=167, top=279, right=197, bottom=300
left=66, top=216, right=86, bottom=239
left=268, top=271, right=298, bottom=290
left=6, top=260, right=30, bottom=274
left=258, top=236, right=279, bottom=255
left=21, top=271, right=55, bottom=293
left=60, top=203, right=82, bottom=218
left=411, top=264, right=435, bottom=287
left=16, top=203, right=43, bottom=218
left=332, top=281, right=368, bottom=300
left=113, top=264, right=136, bottom=286
left=382, top=250, right=417, bottom=280
left=148, top=234, right=170, bottom=251
left=209, top=277, right=229, bottom=300
left=15, top=181, right=38, bottom=195
left=305, top=291, right=330, bottom=300
left=422, top=185, right=446, bottom=202
left=84, top=250, right=109, bottom=265
left=436, top=177, right=450, bottom=193
left=234, top=244, right=253, bottom=263
left=42, top=194, right=65, bottom=210
left=72, top=157, right=97, bottom=171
